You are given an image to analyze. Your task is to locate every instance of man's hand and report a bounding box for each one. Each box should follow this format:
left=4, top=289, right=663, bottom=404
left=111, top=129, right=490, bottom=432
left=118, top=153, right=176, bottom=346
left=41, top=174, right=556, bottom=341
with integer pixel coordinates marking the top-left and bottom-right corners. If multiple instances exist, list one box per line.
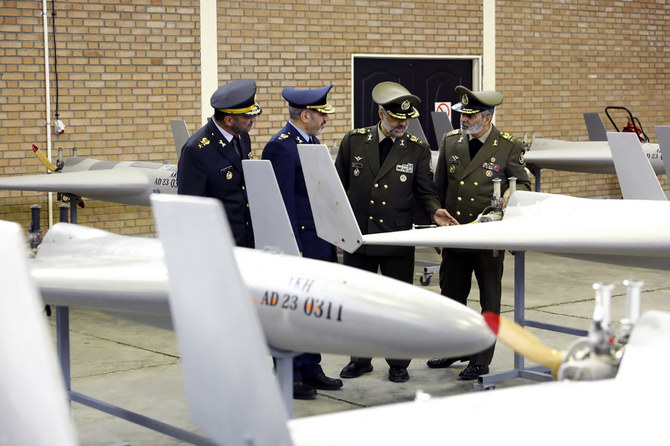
left=433, top=208, right=459, bottom=226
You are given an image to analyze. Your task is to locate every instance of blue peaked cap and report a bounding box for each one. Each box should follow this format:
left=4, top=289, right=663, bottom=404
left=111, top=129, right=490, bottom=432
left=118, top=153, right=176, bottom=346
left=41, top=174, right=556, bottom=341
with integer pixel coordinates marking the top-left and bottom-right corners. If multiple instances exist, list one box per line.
left=282, top=85, right=335, bottom=114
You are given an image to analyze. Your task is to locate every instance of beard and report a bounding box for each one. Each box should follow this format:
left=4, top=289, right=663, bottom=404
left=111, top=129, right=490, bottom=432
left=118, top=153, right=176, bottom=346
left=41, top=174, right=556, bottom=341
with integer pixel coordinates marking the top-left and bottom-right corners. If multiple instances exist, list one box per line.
left=381, top=119, right=407, bottom=138
left=461, top=119, right=484, bottom=136
left=313, top=124, right=325, bottom=136
left=231, top=117, right=254, bottom=135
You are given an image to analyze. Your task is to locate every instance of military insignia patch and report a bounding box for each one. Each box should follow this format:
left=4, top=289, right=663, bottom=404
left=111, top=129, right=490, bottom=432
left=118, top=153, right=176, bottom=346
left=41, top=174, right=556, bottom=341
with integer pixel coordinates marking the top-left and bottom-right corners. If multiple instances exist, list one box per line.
left=221, top=165, right=233, bottom=179
left=482, top=162, right=500, bottom=172
left=500, top=132, right=515, bottom=142
left=278, top=133, right=289, bottom=140
left=400, top=174, right=407, bottom=182
left=485, top=170, right=493, bottom=177
left=449, top=165, right=456, bottom=174
left=396, top=163, right=414, bottom=173
left=355, top=156, right=362, bottom=161
left=519, top=151, right=525, bottom=164
left=198, top=137, right=211, bottom=149
left=446, top=129, right=462, bottom=136
left=354, top=128, right=367, bottom=134
left=401, top=100, right=410, bottom=111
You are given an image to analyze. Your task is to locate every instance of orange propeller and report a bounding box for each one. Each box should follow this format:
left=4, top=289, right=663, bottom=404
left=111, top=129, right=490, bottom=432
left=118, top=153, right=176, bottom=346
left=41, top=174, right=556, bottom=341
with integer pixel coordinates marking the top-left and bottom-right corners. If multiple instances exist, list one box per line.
left=484, top=312, right=565, bottom=377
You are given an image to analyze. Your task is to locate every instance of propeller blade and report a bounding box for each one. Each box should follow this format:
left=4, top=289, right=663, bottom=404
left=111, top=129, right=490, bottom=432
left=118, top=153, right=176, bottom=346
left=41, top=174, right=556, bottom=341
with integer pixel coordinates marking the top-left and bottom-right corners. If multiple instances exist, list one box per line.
left=484, top=312, right=565, bottom=376
left=32, top=144, right=57, bottom=172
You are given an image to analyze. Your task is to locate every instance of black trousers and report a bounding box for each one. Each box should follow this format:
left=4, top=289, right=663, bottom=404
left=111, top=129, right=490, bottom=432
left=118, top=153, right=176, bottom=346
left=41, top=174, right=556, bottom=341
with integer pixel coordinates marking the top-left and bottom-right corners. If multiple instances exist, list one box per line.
left=293, top=353, right=323, bottom=381
left=439, top=248, right=504, bottom=366
left=343, top=250, right=415, bottom=369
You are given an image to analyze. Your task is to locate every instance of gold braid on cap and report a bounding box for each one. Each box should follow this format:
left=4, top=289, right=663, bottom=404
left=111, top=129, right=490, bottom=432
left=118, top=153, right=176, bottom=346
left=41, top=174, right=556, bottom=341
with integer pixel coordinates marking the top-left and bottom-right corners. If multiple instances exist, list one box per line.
left=306, top=103, right=335, bottom=113
left=218, top=95, right=260, bottom=114
left=385, top=108, right=419, bottom=120
left=218, top=104, right=257, bottom=114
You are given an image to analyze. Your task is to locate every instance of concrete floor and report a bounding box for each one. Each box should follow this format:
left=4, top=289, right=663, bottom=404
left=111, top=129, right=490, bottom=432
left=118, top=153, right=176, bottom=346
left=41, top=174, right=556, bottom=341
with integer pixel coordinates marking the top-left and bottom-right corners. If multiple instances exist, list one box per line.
left=50, top=248, right=670, bottom=445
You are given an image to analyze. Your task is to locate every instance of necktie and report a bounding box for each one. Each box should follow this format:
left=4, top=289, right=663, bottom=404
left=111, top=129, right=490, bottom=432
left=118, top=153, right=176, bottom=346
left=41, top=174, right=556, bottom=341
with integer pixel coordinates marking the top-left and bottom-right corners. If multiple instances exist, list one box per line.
left=468, top=138, right=483, bottom=160
left=379, top=137, right=393, bottom=165
left=308, top=137, right=316, bottom=144
left=230, top=136, right=241, bottom=158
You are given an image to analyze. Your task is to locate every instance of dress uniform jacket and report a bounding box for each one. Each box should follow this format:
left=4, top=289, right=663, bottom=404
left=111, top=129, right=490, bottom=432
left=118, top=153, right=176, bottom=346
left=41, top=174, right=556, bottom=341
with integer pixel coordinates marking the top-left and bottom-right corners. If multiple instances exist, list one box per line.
left=434, top=124, right=531, bottom=224
left=335, top=125, right=441, bottom=256
left=435, top=124, right=530, bottom=366
left=177, top=119, right=255, bottom=248
left=262, top=123, right=337, bottom=261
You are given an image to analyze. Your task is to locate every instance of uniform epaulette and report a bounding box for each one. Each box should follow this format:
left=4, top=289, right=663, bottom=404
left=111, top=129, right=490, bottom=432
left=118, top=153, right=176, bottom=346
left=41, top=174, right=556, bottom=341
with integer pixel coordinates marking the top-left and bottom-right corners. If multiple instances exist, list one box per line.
left=446, top=129, right=462, bottom=137
left=196, top=136, right=211, bottom=149
left=352, top=128, right=368, bottom=134
left=499, top=131, right=515, bottom=142
left=407, top=134, right=429, bottom=148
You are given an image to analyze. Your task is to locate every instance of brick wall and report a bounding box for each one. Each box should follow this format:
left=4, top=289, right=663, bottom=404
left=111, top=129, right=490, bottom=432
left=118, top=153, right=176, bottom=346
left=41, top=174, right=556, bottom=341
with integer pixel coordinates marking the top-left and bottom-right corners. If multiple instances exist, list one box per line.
left=497, top=0, right=670, bottom=195
left=1, top=0, right=668, bottom=236
left=1, top=0, right=201, bottom=234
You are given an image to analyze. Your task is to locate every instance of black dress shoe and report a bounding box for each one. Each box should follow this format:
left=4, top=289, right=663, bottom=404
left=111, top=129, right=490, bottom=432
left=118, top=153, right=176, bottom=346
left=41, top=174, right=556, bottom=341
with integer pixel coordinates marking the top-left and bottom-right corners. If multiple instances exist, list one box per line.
left=293, top=381, right=317, bottom=400
left=339, top=361, right=373, bottom=378
left=458, top=364, right=489, bottom=380
left=388, top=367, right=409, bottom=383
left=302, top=372, right=343, bottom=390
left=426, top=357, right=466, bottom=369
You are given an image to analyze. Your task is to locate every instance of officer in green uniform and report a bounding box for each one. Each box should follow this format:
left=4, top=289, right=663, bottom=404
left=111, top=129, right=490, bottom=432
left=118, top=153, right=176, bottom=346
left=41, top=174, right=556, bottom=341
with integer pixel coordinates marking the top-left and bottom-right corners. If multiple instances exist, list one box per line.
left=428, top=85, right=531, bottom=380
left=335, top=81, right=453, bottom=383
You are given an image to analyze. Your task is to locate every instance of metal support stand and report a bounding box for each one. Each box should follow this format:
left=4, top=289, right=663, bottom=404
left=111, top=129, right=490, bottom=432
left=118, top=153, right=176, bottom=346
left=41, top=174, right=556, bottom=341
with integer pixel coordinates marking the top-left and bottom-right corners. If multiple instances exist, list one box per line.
left=53, top=199, right=217, bottom=444
left=56, top=306, right=70, bottom=391
left=56, top=203, right=72, bottom=393
left=67, top=194, right=78, bottom=224
left=474, top=251, right=588, bottom=391
left=70, top=389, right=215, bottom=445
left=56, top=314, right=296, bottom=443
left=270, top=347, right=298, bottom=417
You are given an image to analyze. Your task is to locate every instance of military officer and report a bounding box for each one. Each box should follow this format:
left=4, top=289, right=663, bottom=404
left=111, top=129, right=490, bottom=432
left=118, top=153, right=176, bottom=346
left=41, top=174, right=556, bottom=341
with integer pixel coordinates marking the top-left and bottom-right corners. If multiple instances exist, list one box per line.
left=262, top=85, right=343, bottom=400
left=428, top=85, right=532, bottom=380
left=177, top=79, right=261, bottom=248
left=263, top=85, right=338, bottom=261
left=335, top=81, right=453, bottom=383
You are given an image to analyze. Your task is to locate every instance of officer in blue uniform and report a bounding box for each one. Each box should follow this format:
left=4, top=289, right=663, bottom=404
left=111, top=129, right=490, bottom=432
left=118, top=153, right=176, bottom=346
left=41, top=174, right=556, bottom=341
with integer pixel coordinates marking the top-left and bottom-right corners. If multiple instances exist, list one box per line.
left=177, top=79, right=261, bottom=248
left=429, top=86, right=531, bottom=380
left=262, top=85, right=343, bottom=399
left=334, top=81, right=453, bottom=383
